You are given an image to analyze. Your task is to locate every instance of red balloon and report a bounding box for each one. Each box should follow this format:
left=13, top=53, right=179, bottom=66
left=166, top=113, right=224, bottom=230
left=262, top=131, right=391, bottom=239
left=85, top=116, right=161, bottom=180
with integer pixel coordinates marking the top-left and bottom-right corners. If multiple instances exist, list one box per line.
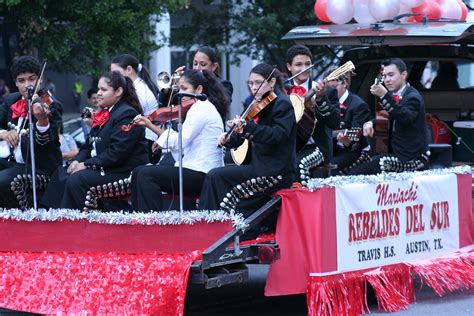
left=411, top=0, right=442, bottom=22
left=457, top=0, right=468, bottom=21
left=314, top=0, right=330, bottom=23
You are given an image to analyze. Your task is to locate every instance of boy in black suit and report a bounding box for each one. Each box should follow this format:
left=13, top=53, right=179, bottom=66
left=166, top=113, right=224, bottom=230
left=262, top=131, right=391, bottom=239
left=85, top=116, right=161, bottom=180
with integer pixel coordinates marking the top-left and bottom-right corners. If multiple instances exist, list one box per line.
left=285, top=45, right=340, bottom=183
left=0, top=56, right=62, bottom=207
left=328, top=74, right=372, bottom=174
left=349, top=58, right=429, bottom=175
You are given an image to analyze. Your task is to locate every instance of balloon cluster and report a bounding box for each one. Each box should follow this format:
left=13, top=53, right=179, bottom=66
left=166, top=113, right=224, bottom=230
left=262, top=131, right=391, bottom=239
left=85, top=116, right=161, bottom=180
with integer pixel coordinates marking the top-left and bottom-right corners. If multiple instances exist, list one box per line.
left=314, top=0, right=468, bottom=24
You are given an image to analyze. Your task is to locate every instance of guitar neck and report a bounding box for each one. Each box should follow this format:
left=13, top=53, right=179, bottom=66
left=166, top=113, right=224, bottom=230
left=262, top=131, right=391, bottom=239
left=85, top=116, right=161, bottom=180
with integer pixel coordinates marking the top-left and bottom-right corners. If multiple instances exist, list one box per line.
left=332, top=127, right=362, bottom=141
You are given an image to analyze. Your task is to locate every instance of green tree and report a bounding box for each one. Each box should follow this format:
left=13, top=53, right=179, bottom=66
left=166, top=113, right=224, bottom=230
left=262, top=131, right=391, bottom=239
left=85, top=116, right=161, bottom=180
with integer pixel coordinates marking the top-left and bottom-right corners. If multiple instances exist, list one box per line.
left=171, top=0, right=341, bottom=75
left=0, top=0, right=187, bottom=76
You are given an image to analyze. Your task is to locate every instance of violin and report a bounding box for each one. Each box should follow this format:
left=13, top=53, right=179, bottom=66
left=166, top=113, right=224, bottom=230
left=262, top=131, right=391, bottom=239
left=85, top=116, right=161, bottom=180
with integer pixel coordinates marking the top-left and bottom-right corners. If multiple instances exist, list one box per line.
left=244, top=91, right=277, bottom=121
left=121, top=97, right=197, bottom=132
left=37, top=89, right=54, bottom=112
left=227, top=91, right=277, bottom=138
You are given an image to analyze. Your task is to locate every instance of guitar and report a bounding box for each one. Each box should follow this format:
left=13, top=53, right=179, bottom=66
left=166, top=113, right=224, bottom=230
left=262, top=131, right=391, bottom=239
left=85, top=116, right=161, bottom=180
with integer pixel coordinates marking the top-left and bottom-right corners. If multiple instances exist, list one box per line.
left=230, top=139, right=250, bottom=165
left=291, top=61, right=356, bottom=151
left=332, top=127, right=363, bottom=142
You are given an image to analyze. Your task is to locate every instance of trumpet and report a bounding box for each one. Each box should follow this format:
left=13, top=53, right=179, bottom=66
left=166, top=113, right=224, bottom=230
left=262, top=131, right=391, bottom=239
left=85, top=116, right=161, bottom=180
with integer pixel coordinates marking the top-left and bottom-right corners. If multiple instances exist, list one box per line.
left=157, top=71, right=180, bottom=91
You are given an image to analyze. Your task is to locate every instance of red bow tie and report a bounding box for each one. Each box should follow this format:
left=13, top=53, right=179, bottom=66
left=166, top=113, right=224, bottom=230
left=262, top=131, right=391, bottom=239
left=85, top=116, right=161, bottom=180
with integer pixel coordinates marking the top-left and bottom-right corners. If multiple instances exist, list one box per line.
left=393, top=95, right=401, bottom=104
left=92, top=109, right=110, bottom=128
left=339, top=103, right=348, bottom=117
left=290, top=85, right=307, bottom=97
left=11, top=99, right=28, bottom=120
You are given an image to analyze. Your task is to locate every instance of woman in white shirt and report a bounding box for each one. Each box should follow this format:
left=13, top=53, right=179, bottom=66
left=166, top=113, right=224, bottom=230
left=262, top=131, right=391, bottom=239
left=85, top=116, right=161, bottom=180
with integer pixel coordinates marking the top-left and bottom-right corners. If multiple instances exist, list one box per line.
left=110, top=54, right=161, bottom=163
left=130, top=69, right=229, bottom=212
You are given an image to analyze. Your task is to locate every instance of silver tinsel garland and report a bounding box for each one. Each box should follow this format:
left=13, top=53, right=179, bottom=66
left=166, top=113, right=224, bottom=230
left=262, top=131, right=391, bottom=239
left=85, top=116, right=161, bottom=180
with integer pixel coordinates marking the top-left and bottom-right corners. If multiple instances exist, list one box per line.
left=307, top=165, right=472, bottom=192
left=0, top=208, right=246, bottom=230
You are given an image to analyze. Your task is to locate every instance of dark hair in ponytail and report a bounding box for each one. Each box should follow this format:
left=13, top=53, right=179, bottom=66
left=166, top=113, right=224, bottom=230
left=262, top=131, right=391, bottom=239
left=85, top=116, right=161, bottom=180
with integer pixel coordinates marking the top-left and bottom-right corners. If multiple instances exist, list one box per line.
left=250, top=63, right=284, bottom=91
left=111, top=54, right=160, bottom=101
left=181, top=69, right=229, bottom=121
left=102, top=71, right=143, bottom=115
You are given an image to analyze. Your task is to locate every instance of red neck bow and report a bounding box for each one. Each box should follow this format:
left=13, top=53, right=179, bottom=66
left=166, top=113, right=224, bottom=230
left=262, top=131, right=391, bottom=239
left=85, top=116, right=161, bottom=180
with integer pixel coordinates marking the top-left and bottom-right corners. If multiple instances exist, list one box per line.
left=393, top=95, right=401, bottom=104
left=92, top=108, right=110, bottom=128
left=290, top=85, right=307, bottom=97
left=11, top=99, right=28, bottom=120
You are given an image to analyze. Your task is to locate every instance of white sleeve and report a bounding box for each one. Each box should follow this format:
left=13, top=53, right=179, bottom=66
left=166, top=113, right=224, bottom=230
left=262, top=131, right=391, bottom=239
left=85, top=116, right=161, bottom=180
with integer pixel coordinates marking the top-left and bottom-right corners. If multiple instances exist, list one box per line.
left=36, top=122, right=50, bottom=132
left=156, top=103, right=205, bottom=150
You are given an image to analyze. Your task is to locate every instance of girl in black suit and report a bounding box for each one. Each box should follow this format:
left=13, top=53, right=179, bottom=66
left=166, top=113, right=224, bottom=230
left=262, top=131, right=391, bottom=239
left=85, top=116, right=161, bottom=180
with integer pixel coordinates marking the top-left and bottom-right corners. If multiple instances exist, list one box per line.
left=42, top=72, right=148, bottom=210
left=200, top=63, right=297, bottom=219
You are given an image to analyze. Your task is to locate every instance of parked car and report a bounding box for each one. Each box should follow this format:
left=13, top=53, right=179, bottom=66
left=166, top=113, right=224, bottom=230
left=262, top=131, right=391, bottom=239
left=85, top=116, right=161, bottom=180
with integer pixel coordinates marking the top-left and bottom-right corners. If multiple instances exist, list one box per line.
left=63, top=117, right=86, bottom=146
left=282, top=21, right=474, bottom=165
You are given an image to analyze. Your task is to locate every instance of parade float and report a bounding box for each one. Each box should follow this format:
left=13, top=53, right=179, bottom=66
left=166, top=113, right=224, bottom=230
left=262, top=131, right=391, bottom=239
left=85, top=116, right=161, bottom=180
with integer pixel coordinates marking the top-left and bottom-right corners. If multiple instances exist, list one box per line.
left=0, top=0, right=473, bottom=315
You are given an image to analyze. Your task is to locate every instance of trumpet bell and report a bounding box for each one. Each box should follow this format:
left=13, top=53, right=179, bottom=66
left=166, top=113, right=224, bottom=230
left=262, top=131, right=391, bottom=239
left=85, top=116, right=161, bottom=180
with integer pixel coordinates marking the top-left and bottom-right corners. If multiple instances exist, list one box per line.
left=157, top=71, right=180, bottom=91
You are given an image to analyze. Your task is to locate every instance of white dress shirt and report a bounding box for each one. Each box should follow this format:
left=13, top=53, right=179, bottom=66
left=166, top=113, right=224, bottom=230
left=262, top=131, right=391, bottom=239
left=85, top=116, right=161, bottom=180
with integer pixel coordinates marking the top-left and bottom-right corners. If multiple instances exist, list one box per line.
left=134, top=77, right=159, bottom=141
left=156, top=99, right=224, bottom=173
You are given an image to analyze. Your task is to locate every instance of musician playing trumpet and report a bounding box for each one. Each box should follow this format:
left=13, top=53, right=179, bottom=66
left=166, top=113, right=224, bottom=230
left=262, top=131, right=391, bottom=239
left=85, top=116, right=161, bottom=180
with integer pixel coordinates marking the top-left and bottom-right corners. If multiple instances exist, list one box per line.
left=285, top=45, right=340, bottom=182
left=0, top=56, right=63, bottom=208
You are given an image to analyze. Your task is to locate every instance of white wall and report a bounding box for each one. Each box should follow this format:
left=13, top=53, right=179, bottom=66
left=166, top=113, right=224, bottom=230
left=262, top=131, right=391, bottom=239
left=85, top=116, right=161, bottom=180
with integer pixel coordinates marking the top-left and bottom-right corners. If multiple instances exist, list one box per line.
left=149, top=13, right=171, bottom=83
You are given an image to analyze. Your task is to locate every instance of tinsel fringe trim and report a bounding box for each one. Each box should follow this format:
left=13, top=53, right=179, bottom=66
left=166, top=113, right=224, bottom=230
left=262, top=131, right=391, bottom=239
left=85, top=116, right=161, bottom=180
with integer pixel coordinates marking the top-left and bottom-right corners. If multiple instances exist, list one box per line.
left=307, top=165, right=472, bottom=191
left=0, top=208, right=247, bottom=230
left=307, top=247, right=474, bottom=316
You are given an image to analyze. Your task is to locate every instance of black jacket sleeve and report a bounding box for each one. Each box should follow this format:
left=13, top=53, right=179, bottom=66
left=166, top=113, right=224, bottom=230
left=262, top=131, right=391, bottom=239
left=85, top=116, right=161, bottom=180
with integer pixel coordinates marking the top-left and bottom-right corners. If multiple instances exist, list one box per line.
left=315, top=87, right=340, bottom=129
left=83, top=107, right=144, bottom=168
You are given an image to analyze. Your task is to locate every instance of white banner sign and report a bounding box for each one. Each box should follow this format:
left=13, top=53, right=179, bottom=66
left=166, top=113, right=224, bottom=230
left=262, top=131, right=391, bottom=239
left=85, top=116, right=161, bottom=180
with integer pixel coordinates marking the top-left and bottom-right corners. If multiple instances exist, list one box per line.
left=336, top=173, right=460, bottom=271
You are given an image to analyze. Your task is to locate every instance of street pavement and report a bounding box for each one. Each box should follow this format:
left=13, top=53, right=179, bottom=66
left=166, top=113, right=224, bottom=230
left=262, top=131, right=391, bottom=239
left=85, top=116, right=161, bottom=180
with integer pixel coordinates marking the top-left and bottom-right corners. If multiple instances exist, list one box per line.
left=186, top=264, right=474, bottom=315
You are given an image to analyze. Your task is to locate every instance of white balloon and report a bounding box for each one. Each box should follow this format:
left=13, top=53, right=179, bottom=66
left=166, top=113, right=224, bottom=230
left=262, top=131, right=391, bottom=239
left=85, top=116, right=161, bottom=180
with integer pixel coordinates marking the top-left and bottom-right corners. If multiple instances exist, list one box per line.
left=400, top=0, right=424, bottom=8
left=438, top=0, right=462, bottom=20
left=368, top=0, right=400, bottom=21
left=326, top=0, right=355, bottom=24
left=354, top=0, right=377, bottom=23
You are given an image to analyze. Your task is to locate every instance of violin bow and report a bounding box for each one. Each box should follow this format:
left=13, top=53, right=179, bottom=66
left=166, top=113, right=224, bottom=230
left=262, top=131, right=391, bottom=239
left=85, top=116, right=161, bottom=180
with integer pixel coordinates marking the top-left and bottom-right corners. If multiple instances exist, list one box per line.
left=18, top=60, right=48, bottom=132
left=226, top=66, right=277, bottom=138
left=33, top=60, right=48, bottom=97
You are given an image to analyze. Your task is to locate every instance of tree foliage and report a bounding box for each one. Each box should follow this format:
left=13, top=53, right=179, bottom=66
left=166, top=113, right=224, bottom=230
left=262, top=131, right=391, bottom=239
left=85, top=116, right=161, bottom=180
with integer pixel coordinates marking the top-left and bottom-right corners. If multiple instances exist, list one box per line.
left=0, top=0, right=187, bottom=76
left=171, top=0, right=339, bottom=74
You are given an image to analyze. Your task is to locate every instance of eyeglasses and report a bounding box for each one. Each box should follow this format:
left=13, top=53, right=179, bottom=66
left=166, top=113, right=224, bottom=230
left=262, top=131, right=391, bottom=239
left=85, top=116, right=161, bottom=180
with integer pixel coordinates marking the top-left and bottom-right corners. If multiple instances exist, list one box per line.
left=247, top=80, right=264, bottom=88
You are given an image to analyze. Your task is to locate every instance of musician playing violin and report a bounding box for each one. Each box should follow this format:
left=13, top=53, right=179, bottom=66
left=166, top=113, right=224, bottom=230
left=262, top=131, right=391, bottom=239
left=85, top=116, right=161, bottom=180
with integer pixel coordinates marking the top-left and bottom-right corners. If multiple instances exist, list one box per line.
left=0, top=56, right=62, bottom=208
left=130, top=69, right=229, bottom=212
left=200, top=63, right=296, bottom=238
left=285, top=45, right=340, bottom=181
left=41, top=71, right=148, bottom=210
left=348, top=58, right=429, bottom=175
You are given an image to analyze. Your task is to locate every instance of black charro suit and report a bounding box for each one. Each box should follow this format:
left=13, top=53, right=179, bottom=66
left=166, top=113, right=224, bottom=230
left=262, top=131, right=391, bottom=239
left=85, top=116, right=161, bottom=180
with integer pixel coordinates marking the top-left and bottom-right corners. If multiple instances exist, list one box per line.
left=289, top=79, right=340, bottom=164
left=331, top=91, right=372, bottom=173
left=0, top=92, right=62, bottom=207
left=290, top=81, right=340, bottom=181
left=42, top=100, right=149, bottom=210
left=385, top=85, right=428, bottom=161
left=200, top=89, right=296, bottom=217
left=348, top=84, right=429, bottom=175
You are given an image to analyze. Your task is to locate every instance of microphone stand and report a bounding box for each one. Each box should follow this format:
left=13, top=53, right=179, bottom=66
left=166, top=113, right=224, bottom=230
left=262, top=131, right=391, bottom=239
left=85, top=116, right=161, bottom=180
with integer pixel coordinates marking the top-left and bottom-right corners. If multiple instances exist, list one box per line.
left=27, top=89, right=38, bottom=211
left=177, top=95, right=184, bottom=212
